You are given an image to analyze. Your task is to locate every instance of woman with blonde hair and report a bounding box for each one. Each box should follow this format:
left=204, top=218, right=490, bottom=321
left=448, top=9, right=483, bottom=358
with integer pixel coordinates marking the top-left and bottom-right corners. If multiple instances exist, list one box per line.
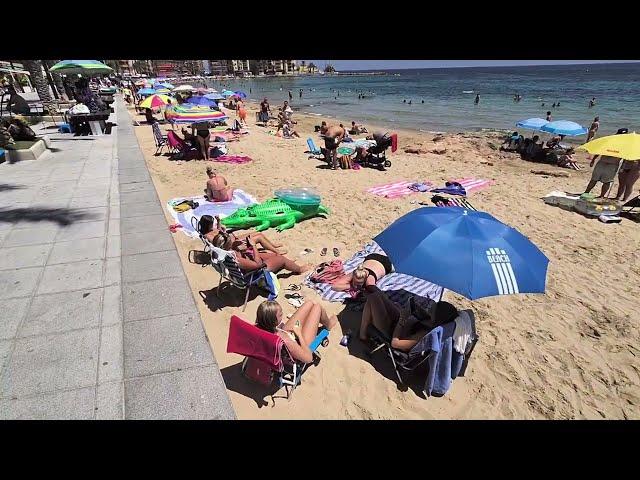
left=255, top=300, right=337, bottom=363
left=330, top=253, right=393, bottom=297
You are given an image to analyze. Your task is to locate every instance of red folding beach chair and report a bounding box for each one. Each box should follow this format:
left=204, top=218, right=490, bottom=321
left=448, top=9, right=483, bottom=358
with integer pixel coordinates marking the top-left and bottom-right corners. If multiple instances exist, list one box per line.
left=226, top=315, right=329, bottom=400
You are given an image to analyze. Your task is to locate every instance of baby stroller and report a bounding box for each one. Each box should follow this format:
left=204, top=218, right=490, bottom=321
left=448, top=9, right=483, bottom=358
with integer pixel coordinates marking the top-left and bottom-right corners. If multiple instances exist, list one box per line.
left=358, top=132, right=396, bottom=170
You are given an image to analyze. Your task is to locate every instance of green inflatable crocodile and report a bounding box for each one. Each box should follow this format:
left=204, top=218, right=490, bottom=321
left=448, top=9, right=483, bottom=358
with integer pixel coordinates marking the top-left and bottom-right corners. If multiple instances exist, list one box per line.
left=221, top=198, right=329, bottom=232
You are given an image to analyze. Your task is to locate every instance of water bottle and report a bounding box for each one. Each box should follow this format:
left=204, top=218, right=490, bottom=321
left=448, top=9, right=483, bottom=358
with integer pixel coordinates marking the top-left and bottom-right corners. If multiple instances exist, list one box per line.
left=340, top=330, right=352, bottom=347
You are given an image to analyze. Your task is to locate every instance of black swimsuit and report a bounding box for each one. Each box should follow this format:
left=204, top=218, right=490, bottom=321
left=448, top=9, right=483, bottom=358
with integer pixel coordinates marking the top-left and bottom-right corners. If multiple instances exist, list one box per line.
left=363, top=253, right=393, bottom=281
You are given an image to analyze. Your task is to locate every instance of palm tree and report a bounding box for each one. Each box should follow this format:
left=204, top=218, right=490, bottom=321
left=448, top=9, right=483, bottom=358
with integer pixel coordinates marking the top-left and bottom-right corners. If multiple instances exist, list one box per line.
left=45, top=60, right=68, bottom=100
left=20, top=60, right=51, bottom=101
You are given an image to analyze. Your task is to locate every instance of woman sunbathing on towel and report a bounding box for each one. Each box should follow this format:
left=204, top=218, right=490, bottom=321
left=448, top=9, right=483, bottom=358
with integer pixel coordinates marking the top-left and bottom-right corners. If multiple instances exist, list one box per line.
left=204, top=166, right=234, bottom=202
left=198, top=214, right=286, bottom=255
left=331, top=253, right=393, bottom=297
left=212, top=232, right=310, bottom=275
left=255, top=300, right=337, bottom=364
left=359, top=289, right=458, bottom=351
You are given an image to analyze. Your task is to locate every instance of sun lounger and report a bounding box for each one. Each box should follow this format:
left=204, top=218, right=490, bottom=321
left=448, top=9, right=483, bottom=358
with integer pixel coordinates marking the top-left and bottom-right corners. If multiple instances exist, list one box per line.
left=367, top=308, right=478, bottom=397
left=152, top=122, right=168, bottom=155
left=227, top=314, right=330, bottom=400
left=306, top=138, right=322, bottom=156
left=622, top=195, right=640, bottom=217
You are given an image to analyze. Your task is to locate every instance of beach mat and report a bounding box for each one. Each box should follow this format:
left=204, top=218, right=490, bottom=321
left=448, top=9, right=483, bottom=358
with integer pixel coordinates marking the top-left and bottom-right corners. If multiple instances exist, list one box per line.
left=450, top=177, right=494, bottom=193
left=304, top=241, right=444, bottom=304
left=366, top=180, right=433, bottom=199
left=166, top=190, right=258, bottom=238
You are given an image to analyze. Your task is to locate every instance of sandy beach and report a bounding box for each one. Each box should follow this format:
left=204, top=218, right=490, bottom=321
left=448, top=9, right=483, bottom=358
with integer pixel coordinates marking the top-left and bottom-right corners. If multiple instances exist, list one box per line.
left=128, top=100, right=640, bottom=420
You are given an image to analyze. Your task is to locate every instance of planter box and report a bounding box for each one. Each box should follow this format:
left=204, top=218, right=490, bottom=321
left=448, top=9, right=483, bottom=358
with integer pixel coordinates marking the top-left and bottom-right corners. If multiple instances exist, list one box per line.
left=5, top=137, right=49, bottom=163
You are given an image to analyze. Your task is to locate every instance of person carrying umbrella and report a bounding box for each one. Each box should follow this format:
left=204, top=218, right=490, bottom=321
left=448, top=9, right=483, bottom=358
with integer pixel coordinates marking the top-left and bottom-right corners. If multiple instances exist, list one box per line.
left=583, top=128, right=627, bottom=198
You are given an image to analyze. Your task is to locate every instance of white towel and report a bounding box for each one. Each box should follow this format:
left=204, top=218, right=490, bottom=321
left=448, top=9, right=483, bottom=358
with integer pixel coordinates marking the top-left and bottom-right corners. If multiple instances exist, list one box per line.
left=453, top=311, right=473, bottom=354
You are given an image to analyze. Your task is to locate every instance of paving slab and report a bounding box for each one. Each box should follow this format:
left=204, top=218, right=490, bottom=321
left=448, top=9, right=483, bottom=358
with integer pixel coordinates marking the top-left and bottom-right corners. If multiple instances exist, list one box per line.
left=47, top=238, right=106, bottom=265
left=0, top=387, right=96, bottom=420
left=122, top=276, right=197, bottom=322
left=0, top=297, right=31, bottom=340
left=0, top=267, right=43, bottom=300
left=37, top=260, right=104, bottom=295
left=121, top=250, right=184, bottom=283
left=0, top=244, right=52, bottom=271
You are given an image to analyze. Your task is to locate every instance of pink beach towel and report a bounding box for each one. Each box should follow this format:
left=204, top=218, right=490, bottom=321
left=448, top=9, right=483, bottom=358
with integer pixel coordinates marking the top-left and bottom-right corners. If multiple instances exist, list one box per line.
left=211, top=155, right=252, bottom=164
left=367, top=180, right=432, bottom=199
left=451, top=177, right=494, bottom=194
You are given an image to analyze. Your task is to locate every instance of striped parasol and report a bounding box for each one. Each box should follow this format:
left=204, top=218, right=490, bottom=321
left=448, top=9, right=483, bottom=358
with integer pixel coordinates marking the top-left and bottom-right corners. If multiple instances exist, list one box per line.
left=139, top=94, right=173, bottom=109
left=170, top=104, right=227, bottom=124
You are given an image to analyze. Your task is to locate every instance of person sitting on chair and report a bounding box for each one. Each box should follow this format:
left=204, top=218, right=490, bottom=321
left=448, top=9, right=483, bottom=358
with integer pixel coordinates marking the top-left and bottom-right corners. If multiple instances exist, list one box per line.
left=255, top=300, right=337, bottom=364
left=359, top=288, right=459, bottom=351
left=211, top=232, right=310, bottom=275
left=197, top=214, right=285, bottom=254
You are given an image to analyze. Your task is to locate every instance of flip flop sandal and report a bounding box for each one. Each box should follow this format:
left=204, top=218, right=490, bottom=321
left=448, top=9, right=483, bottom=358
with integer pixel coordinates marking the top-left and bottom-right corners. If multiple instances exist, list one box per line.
left=285, top=292, right=304, bottom=300
left=299, top=248, right=313, bottom=256
left=285, top=284, right=301, bottom=292
left=320, top=247, right=328, bottom=256
left=333, top=248, right=340, bottom=257
left=168, top=223, right=183, bottom=233
left=287, top=297, right=304, bottom=308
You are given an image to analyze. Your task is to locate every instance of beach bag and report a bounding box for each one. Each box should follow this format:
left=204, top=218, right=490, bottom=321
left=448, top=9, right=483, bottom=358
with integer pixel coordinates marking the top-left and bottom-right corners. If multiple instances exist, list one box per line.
left=243, top=357, right=276, bottom=386
left=172, top=200, right=199, bottom=212
left=310, top=260, right=345, bottom=284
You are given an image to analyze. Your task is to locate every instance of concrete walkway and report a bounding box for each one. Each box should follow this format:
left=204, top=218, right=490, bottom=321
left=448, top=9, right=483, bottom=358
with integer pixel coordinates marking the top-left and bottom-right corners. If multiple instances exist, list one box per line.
left=0, top=99, right=235, bottom=419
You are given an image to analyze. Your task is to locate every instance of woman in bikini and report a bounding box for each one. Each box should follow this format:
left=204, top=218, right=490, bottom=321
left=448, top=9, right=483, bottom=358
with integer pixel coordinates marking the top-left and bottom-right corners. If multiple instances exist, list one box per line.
left=198, top=214, right=286, bottom=255
left=212, top=232, right=310, bottom=275
left=204, top=166, right=234, bottom=202
left=191, top=121, right=211, bottom=161
left=330, top=253, right=393, bottom=296
left=255, top=300, right=338, bottom=364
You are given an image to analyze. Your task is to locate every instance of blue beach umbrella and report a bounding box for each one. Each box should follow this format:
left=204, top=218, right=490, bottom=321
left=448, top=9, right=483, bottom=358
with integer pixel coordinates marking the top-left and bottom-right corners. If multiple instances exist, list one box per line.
left=137, top=88, right=157, bottom=97
left=204, top=92, right=224, bottom=101
left=221, top=90, right=235, bottom=97
left=234, top=90, right=247, bottom=98
left=516, top=118, right=549, bottom=131
left=540, top=120, right=588, bottom=136
left=154, top=82, right=174, bottom=90
left=373, top=207, right=549, bottom=300
left=186, top=96, right=218, bottom=107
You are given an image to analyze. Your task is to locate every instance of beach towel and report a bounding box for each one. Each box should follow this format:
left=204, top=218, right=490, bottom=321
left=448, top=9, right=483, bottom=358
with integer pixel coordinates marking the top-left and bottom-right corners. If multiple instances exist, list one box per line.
left=210, top=155, right=252, bottom=164
left=166, top=190, right=258, bottom=238
left=449, top=177, right=494, bottom=194
left=367, top=180, right=433, bottom=199
left=390, top=133, right=398, bottom=153
left=304, top=242, right=444, bottom=305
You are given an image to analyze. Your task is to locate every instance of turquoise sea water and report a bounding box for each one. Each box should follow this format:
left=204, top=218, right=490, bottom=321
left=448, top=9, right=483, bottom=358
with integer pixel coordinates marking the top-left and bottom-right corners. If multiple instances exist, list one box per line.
left=205, top=63, right=640, bottom=135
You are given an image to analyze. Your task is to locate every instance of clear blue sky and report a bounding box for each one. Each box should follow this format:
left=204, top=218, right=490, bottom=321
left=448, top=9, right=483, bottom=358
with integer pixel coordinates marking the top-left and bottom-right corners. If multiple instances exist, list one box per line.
left=305, top=60, right=640, bottom=71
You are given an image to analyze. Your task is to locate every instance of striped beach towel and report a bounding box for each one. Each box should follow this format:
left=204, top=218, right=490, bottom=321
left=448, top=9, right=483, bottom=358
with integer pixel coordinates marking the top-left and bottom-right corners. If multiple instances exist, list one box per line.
left=304, top=242, right=444, bottom=304
left=432, top=196, right=477, bottom=210
left=451, top=177, right=494, bottom=194
left=367, top=180, right=433, bottom=199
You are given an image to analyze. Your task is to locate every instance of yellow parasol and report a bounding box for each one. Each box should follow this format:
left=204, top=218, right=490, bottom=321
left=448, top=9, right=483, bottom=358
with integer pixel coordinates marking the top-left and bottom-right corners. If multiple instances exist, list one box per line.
left=139, top=94, right=173, bottom=109
left=578, top=132, right=640, bottom=161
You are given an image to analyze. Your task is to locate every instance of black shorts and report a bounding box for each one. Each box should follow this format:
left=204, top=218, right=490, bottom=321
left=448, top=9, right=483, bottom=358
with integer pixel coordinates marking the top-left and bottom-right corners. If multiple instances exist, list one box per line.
left=197, top=130, right=209, bottom=139
left=364, top=253, right=393, bottom=277
left=324, top=137, right=339, bottom=150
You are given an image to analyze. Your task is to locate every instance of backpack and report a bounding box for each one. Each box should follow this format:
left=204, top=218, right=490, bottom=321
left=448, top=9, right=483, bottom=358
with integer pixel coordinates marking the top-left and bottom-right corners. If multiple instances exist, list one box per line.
left=310, top=260, right=345, bottom=284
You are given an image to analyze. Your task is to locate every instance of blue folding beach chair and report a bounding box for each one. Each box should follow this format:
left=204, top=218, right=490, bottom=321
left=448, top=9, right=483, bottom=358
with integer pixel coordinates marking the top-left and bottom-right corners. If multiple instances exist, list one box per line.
left=306, top=138, right=322, bottom=156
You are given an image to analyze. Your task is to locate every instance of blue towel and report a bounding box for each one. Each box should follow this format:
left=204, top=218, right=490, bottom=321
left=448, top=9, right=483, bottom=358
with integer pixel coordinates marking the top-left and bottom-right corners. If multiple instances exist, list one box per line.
left=410, top=321, right=464, bottom=396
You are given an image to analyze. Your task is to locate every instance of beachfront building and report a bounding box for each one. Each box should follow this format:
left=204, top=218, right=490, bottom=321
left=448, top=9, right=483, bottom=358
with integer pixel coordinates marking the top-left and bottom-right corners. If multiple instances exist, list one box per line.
left=208, top=60, right=230, bottom=76
left=249, top=60, right=297, bottom=76
left=229, top=60, right=251, bottom=76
